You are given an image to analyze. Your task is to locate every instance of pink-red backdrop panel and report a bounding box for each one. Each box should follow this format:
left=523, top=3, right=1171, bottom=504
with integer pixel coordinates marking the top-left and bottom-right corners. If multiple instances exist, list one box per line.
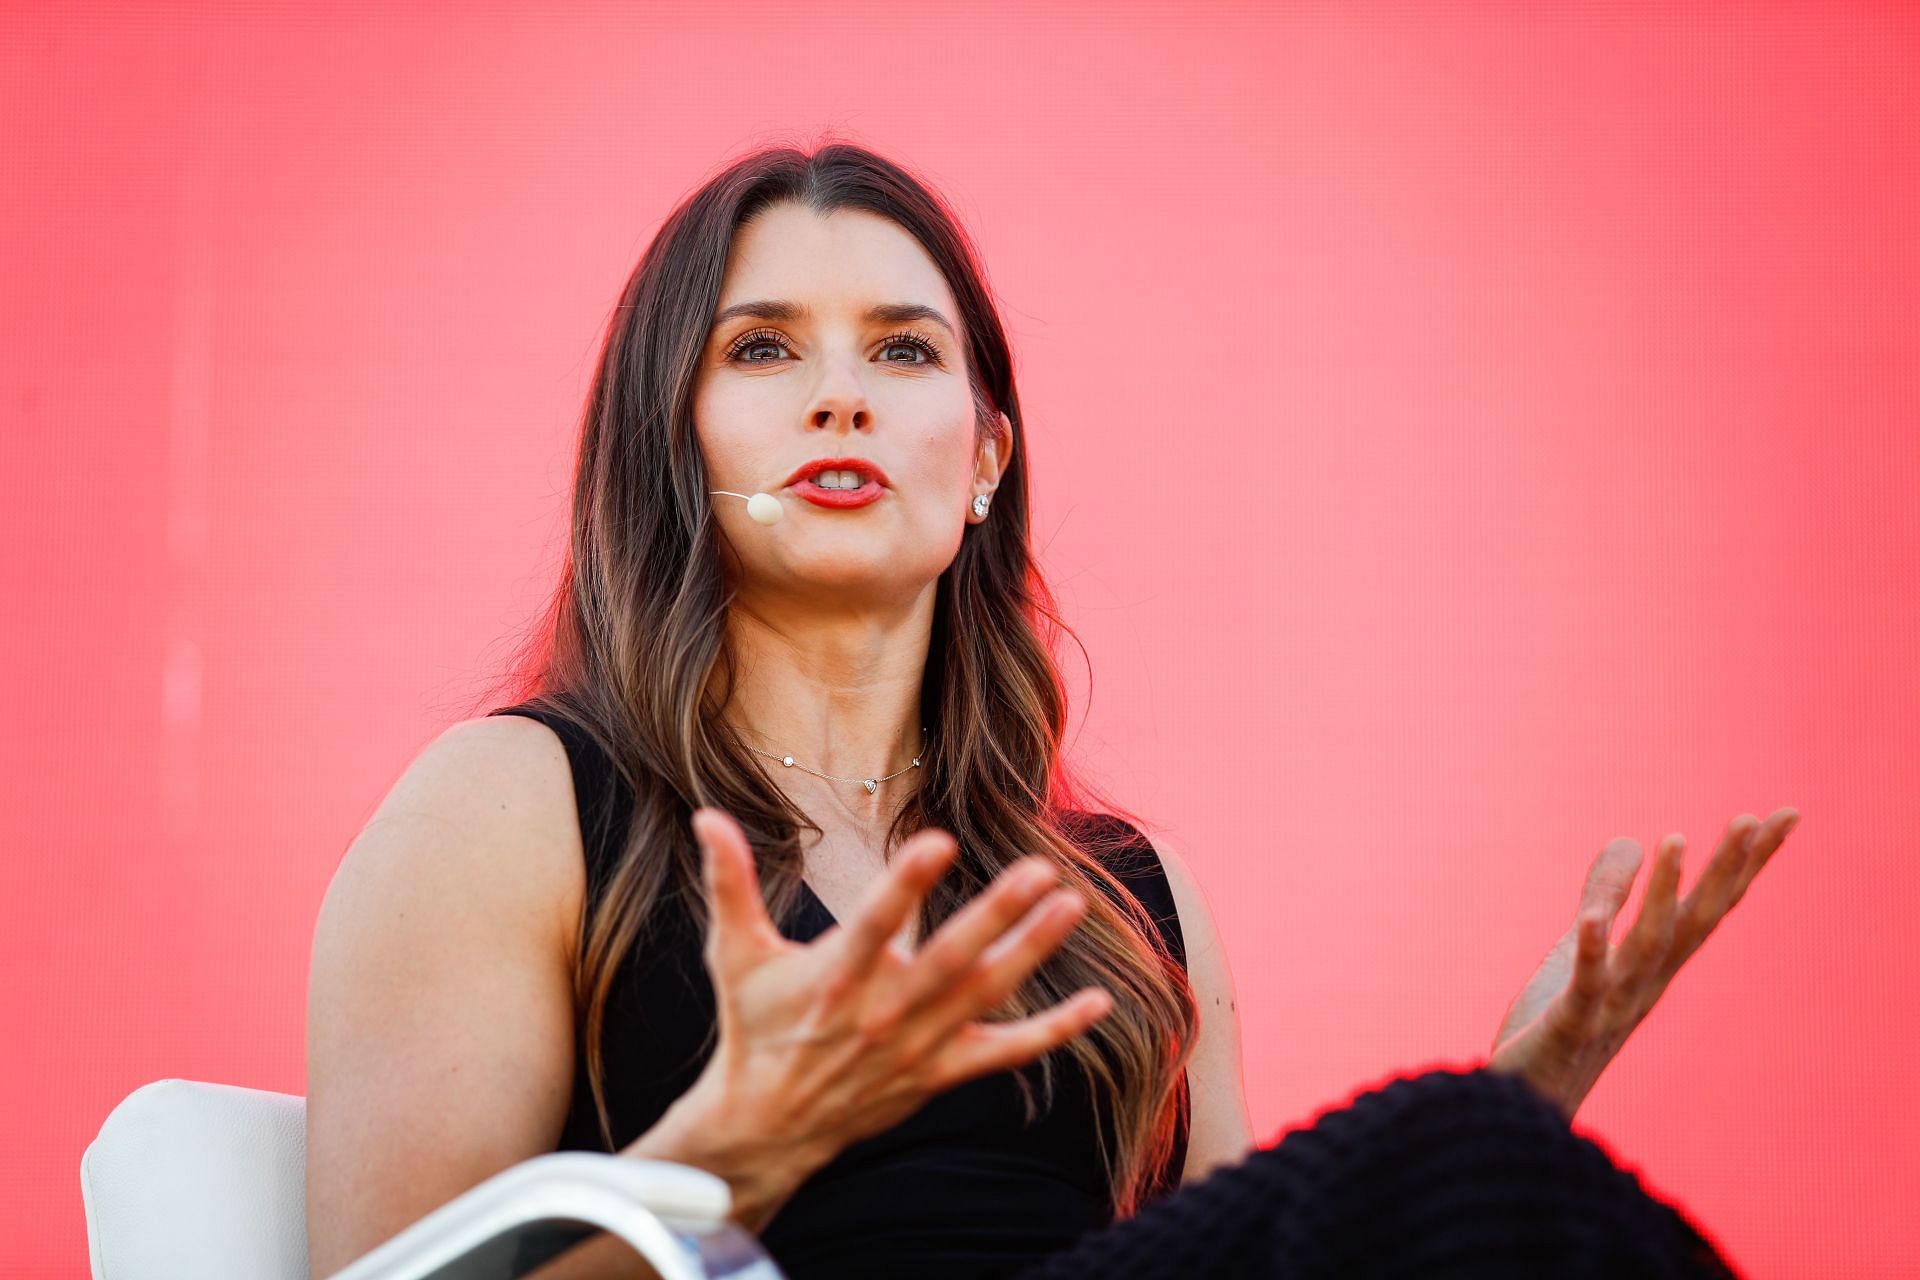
left=4, top=3, right=1914, bottom=1276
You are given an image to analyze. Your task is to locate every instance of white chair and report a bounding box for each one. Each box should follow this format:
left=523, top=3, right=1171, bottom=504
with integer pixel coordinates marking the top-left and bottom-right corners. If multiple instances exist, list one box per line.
left=80, top=1078, right=789, bottom=1280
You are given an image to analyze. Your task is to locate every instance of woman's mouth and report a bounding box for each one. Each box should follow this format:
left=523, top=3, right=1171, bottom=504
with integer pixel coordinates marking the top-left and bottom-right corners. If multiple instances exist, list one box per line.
left=790, top=476, right=885, bottom=508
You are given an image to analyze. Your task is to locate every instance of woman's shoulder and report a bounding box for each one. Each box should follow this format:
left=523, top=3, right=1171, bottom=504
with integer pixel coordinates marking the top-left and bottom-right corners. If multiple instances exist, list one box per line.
left=1057, top=807, right=1164, bottom=883
left=345, top=711, right=591, bottom=964
left=1057, top=807, right=1186, bottom=970
left=480, top=701, right=637, bottom=898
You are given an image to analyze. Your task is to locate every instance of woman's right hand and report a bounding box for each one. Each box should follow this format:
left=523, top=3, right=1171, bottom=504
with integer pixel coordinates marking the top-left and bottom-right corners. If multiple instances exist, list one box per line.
left=650, top=806, right=1113, bottom=1210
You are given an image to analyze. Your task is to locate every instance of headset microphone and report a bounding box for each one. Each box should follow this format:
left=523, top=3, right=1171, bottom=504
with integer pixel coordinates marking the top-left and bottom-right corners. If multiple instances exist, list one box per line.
left=709, top=489, right=785, bottom=525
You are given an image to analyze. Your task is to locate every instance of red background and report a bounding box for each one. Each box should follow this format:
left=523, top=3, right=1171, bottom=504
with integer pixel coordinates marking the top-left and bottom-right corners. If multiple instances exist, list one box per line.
left=6, top=2, right=1915, bottom=1275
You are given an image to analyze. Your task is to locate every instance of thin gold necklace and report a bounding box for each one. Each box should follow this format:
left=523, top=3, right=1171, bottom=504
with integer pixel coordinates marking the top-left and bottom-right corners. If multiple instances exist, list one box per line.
left=742, top=726, right=929, bottom=795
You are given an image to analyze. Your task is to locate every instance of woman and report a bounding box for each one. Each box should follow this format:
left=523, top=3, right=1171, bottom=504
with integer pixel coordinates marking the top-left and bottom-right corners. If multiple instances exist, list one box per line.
left=306, top=143, right=1798, bottom=1279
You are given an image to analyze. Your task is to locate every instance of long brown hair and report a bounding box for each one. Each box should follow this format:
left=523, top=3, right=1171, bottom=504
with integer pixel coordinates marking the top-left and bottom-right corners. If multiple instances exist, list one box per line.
left=476, top=141, right=1197, bottom=1218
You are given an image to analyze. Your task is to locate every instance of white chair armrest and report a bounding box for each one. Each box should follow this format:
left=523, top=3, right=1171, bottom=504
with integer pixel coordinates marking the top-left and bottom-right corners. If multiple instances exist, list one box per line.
left=321, top=1151, right=785, bottom=1280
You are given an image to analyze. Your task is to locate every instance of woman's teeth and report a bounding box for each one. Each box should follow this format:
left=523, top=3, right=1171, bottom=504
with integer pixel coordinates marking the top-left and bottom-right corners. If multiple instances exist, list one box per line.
left=813, top=470, right=868, bottom=490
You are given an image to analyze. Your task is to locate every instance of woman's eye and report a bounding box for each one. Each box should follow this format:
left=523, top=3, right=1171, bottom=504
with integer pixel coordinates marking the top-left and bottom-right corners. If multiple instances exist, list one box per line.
left=879, top=332, right=942, bottom=364
left=724, top=329, right=943, bottom=366
left=727, top=330, right=791, bottom=363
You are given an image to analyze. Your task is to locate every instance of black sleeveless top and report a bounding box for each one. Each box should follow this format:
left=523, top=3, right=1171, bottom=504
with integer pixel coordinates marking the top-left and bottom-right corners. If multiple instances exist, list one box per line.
left=487, top=703, right=1189, bottom=1279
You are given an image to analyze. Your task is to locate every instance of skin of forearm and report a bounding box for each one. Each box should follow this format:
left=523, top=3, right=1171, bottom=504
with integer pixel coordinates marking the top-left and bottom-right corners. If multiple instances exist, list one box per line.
left=518, top=1229, right=668, bottom=1280
left=519, top=1089, right=835, bottom=1279
left=628, top=1082, right=836, bottom=1234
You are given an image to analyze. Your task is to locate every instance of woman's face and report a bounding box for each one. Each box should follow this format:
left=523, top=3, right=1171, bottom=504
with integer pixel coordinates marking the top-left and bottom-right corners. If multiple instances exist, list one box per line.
left=693, top=202, right=1009, bottom=609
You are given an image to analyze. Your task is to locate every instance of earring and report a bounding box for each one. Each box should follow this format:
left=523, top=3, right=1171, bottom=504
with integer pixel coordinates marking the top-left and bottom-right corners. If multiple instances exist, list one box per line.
left=972, top=494, right=991, bottom=517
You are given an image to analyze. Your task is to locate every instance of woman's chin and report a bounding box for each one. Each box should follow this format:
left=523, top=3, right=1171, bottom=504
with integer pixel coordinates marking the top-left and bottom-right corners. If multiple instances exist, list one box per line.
left=771, top=552, right=931, bottom=599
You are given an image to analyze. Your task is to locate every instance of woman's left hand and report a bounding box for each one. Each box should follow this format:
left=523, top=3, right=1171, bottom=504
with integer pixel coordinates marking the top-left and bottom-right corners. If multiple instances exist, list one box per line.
left=1487, top=807, right=1802, bottom=1121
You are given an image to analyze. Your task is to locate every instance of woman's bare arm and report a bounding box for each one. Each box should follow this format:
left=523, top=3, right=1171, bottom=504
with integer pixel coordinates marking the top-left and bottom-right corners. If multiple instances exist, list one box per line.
left=1150, top=837, right=1258, bottom=1184
left=305, top=717, right=822, bottom=1280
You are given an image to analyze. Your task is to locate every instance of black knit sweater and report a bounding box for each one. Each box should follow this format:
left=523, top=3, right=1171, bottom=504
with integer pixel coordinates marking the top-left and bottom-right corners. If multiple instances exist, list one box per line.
left=1012, top=1065, right=1740, bottom=1279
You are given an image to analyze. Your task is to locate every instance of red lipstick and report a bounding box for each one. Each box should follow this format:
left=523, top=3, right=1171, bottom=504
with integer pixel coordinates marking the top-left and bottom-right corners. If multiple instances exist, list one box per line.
left=783, top=456, right=890, bottom=509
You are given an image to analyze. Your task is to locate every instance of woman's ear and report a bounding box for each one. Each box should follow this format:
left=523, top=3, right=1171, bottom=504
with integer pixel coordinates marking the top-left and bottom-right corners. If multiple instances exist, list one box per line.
left=971, top=410, right=1014, bottom=500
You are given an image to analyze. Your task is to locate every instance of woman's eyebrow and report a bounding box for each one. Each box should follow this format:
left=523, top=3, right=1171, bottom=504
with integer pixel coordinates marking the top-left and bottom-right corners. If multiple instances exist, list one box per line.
left=710, top=299, right=957, bottom=337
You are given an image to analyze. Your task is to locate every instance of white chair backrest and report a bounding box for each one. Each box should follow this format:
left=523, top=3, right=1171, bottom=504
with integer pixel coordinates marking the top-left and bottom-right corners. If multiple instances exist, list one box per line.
left=81, top=1077, right=311, bottom=1280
